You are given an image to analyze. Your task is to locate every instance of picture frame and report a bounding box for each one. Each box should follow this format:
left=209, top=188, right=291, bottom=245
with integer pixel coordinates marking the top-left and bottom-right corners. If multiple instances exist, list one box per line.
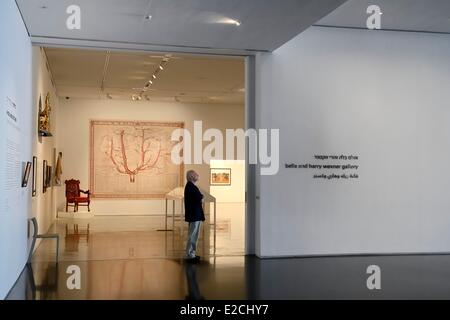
left=210, top=168, right=231, bottom=186
left=45, top=165, right=52, bottom=188
left=32, top=156, right=37, bottom=196
left=22, top=161, right=32, bottom=188
left=43, top=160, right=47, bottom=193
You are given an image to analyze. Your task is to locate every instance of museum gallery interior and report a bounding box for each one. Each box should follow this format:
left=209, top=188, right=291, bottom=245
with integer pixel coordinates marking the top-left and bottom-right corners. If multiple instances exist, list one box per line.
left=3, top=0, right=450, bottom=301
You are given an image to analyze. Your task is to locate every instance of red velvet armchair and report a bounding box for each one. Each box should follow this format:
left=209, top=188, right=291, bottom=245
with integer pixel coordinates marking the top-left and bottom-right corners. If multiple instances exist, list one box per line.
left=65, top=179, right=90, bottom=212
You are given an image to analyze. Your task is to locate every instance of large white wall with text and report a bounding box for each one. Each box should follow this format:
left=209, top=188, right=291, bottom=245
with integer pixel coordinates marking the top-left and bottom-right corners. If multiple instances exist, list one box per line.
left=0, top=0, right=59, bottom=299
left=256, top=26, right=450, bottom=257
left=0, top=0, right=32, bottom=299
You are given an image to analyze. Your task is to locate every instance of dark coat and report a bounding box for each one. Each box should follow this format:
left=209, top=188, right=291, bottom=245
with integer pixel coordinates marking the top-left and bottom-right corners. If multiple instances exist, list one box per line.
left=184, top=181, right=205, bottom=222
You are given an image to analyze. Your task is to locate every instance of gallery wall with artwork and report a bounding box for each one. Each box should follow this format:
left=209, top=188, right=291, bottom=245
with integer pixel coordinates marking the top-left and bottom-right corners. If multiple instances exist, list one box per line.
left=55, top=98, right=244, bottom=215
left=0, top=1, right=59, bottom=299
left=0, top=0, right=33, bottom=298
left=31, top=47, right=60, bottom=236
left=210, top=160, right=245, bottom=203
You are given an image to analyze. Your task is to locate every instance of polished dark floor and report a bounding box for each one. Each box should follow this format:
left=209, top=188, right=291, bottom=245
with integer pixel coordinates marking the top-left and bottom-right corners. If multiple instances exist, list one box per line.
left=7, top=214, right=450, bottom=299
left=8, top=254, right=450, bottom=300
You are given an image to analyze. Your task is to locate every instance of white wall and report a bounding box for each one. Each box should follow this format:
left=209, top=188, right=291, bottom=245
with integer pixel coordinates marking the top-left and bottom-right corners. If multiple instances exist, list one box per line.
left=256, top=27, right=450, bottom=257
left=56, top=98, right=244, bottom=215
left=210, top=160, right=245, bottom=203
left=0, top=0, right=30, bottom=299
left=0, top=1, right=58, bottom=298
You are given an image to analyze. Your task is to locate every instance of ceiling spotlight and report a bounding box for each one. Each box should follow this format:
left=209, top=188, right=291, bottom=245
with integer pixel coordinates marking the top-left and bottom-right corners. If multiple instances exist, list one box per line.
left=137, top=96, right=142, bottom=101
left=152, top=74, right=157, bottom=79
left=159, top=65, right=164, bottom=70
left=131, top=95, right=137, bottom=101
left=144, top=14, right=152, bottom=20
left=106, top=93, right=113, bottom=99
left=148, top=80, right=153, bottom=85
left=217, top=18, right=241, bottom=26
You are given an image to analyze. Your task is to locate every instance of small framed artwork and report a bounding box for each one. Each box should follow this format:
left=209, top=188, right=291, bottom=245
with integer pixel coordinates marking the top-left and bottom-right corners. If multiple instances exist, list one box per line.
left=45, top=165, right=52, bottom=188
left=22, top=162, right=32, bottom=188
left=210, top=168, right=231, bottom=186
left=43, top=160, right=47, bottom=193
left=32, top=157, right=37, bottom=196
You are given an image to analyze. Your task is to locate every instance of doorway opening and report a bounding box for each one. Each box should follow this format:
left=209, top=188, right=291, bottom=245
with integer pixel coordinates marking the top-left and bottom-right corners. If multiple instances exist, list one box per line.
left=31, top=46, right=249, bottom=264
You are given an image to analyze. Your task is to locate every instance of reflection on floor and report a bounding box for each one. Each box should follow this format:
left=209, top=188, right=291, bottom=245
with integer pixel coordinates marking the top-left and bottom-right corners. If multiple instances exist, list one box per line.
left=9, top=203, right=450, bottom=299
left=8, top=257, right=246, bottom=300
left=32, top=202, right=245, bottom=262
left=9, top=255, right=450, bottom=299
left=6, top=203, right=247, bottom=299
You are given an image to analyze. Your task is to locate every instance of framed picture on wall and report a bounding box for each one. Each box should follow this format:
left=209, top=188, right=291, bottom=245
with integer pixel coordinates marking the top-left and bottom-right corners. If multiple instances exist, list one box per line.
left=210, top=168, right=231, bottom=186
left=45, top=165, right=52, bottom=188
left=32, top=156, right=37, bottom=196
left=43, top=160, right=47, bottom=193
left=22, top=161, right=32, bottom=188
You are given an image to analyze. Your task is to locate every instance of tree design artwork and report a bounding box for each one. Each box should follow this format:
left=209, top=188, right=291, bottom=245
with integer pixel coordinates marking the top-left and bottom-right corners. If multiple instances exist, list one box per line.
left=101, top=127, right=162, bottom=183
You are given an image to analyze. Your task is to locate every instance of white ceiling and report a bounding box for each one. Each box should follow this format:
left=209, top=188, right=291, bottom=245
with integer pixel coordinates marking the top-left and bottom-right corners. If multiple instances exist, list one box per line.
left=45, top=48, right=245, bottom=104
left=16, top=0, right=347, bottom=53
left=316, top=0, right=450, bottom=33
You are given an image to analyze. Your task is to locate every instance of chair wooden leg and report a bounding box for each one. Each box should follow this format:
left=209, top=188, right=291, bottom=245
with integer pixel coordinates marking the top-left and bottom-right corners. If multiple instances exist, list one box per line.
left=66, top=202, right=68, bottom=212
left=88, top=201, right=90, bottom=212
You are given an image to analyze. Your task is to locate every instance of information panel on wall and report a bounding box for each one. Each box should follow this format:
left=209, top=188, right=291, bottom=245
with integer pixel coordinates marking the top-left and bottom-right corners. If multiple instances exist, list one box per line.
left=1, top=96, right=21, bottom=215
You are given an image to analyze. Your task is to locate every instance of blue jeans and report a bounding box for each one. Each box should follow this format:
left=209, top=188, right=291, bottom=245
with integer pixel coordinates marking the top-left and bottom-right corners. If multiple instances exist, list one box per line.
left=186, top=221, right=201, bottom=258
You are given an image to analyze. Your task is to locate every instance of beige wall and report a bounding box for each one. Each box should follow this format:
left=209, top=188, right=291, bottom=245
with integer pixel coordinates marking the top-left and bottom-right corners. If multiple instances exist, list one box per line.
left=32, top=47, right=59, bottom=232
left=56, top=98, right=244, bottom=215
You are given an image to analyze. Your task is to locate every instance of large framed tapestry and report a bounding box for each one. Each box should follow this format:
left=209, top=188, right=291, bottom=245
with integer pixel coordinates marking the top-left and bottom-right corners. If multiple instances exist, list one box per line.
left=90, top=120, right=184, bottom=199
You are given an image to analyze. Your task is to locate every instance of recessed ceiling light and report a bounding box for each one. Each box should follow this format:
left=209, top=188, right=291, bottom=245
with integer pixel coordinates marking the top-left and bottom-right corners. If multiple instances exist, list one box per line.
left=152, top=75, right=157, bottom=79
left=159, top=65, right=164, bottom=70
left=217, top=18, right=241, bottom=26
